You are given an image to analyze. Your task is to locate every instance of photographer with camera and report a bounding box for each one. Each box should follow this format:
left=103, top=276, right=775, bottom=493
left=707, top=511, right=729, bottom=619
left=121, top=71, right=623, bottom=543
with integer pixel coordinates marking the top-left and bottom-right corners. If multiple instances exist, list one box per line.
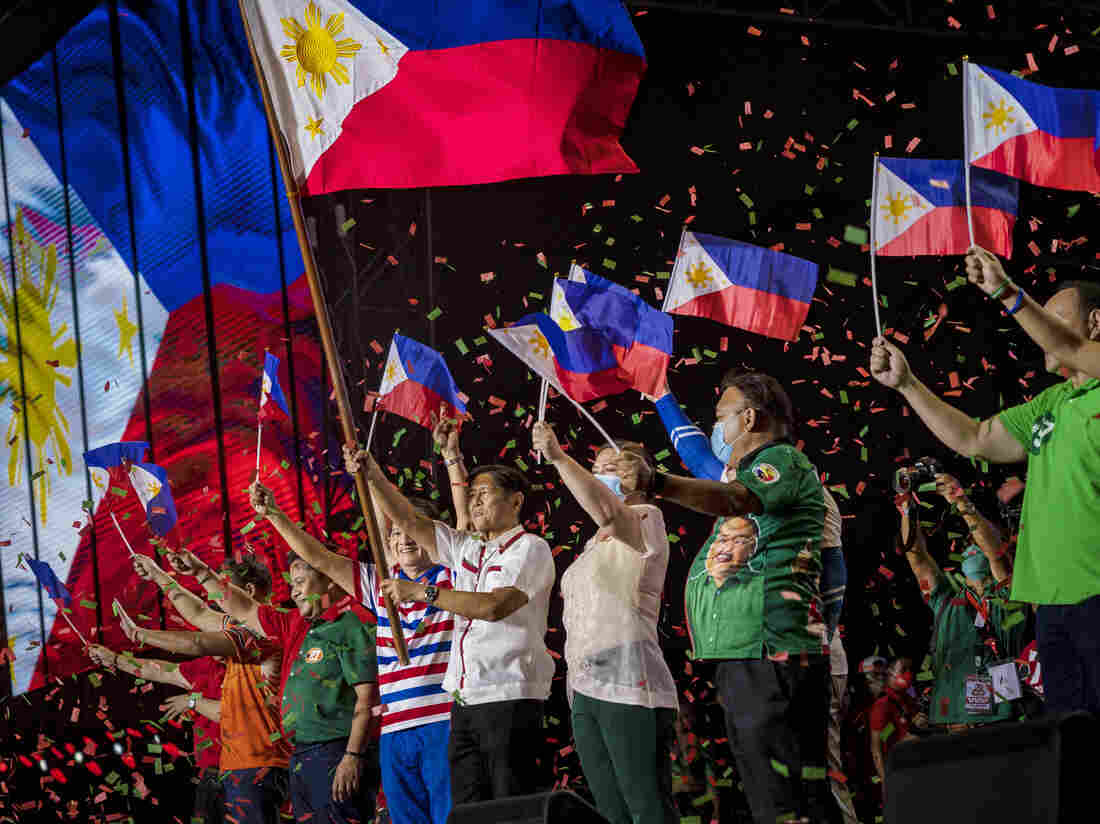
left=895, top=464, right=1027, bottom=731
left=871, top=323, right=1100, bottom=715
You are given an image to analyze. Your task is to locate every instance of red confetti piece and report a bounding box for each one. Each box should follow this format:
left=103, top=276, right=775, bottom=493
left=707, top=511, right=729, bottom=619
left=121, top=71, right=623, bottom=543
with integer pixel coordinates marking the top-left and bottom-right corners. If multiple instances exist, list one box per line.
left=747, top=25, right=762, bottom=36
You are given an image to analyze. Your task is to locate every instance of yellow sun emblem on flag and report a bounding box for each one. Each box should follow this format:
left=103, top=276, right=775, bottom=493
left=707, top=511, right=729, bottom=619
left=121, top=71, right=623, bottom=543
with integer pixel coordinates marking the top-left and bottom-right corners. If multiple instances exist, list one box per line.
left=879, top=192, right=914, bottom=226
left=279, top=1, right=363, bottom=100
left=528, top=330, right=551, bottom=360
left=0, top=210, right=76, bottom=524
left=983, top=98, right=1016, bottom=135
left=685, top=261, right=713, bottom=291
left=384, top=362, right=398, bottom=385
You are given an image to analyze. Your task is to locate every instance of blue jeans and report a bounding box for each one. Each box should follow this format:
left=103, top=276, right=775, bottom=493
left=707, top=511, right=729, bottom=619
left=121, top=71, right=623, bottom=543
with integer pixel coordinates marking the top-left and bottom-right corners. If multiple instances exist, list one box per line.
left=380, top=721, right=452, bottom=824
left=821, top=546, right=847, bottom=640
left=222, top=766, right=288, bottom=824
left=1036, top=594, right=1100, bottom=714
left=289, top=739, right=376, bottom=824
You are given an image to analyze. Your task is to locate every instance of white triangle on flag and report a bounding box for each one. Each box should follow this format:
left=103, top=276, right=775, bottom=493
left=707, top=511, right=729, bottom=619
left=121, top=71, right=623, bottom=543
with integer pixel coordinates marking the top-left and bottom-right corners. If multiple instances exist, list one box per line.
left=128, top=465, right=162, bottom=510
left=665, top=231, right=733, bottom=312
left=549, top=280, right=582, bottom=332
left=378, top=339, right=408, bottom=396
left=487, top=323, right=563, bottom=393
left=873, top=161, right=936, bottom=251
left=242, top=0, right=410, bottom=183
left=966, top=63, right=1037, bottom=165
left=568, top=263, right=588, bottom=283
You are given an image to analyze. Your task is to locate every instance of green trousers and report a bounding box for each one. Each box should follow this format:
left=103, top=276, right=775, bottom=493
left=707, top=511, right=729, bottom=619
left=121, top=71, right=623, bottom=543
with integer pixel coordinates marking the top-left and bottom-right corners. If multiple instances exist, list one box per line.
left=571, top=691, right=679, bottom=824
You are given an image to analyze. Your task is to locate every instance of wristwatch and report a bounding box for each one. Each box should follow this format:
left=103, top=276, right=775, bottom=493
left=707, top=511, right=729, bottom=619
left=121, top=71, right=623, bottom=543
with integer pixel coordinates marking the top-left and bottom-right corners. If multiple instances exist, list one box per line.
left=423, top=585, right=440, bottom=604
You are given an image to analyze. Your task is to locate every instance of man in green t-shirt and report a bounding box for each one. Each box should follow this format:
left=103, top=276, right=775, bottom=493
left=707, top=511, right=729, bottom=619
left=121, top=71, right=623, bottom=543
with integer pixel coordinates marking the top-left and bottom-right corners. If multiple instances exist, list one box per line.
left=871, top=275, right=1100, bottom=714
left=897, top=474, right=1027, bottom=730
left=651, top=369, right=828, bottom=824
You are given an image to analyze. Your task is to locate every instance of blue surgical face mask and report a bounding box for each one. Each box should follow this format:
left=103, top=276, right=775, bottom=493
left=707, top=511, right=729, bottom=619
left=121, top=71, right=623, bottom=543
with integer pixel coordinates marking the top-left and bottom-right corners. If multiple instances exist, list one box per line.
left=712, top=416, right=750, bottom=465
left=594, top=473, right=625, bottom=498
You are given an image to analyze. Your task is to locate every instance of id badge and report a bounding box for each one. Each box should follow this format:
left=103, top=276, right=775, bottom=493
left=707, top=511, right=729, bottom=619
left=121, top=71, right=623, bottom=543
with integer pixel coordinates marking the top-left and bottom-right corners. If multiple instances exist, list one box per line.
left=988, top=660, right=1023, bottom=704
left=965, top=674, right=994, bottom=714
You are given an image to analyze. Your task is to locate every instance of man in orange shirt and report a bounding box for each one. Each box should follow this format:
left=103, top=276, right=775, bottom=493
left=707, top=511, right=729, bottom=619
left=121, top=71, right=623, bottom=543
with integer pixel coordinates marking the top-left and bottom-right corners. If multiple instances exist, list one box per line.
left=112, top=554, right=292, bottom=824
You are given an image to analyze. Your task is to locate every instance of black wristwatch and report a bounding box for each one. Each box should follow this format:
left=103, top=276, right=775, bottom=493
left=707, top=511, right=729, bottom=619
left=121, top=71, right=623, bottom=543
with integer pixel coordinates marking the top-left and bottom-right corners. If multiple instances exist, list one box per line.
left=423, top=585, right=440, bottom=604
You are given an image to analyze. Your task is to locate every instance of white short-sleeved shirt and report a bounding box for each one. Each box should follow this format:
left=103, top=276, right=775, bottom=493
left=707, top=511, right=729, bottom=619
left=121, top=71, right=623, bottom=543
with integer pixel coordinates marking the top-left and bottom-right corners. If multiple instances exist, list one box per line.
left=433, top=522, right=555, bottom=705
left=561, top=504, right=678, bottom=710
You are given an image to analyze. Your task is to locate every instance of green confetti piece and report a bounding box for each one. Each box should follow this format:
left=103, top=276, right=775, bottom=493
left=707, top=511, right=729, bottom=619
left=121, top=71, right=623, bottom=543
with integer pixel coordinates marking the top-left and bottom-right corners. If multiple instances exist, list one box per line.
left=802, top=766, right=827, bottom=780
left=79, top=599, right=97, bottom=610
left=515, top=457, right=528, bottom=472
left=1002, top=611, right=1025, bottom=629
left=393, top=427, right=407, bottom=446
left=280, top=459, right=291, bottom=469
left=825, top=267, right=857, bottom=287
left=455, top=339, right=469, bottom=355
left=630, top=214, right=643, bottom=223
left=473, top=335, right=487, bottom=346
left=426, top=307, right=442, bottom=320
left=605, top=237, right=615, bottom=247
left=311, top=500, right=321, bottom=515
left=340, top=217, right=356, bottom=233
left=602, top=258, right=616, bottom=270
left=946, top=62, right=958, bottom=76
left=654, top=449, right=670, bottom=460
left=656, top=271, right=670, bottom=280
left=879, top=723, right=895, bottom=742
left=770, top=758, right=790, bottom=777
left=812, top=207, right=824, bottom=219
left=917, top=670, right=936, bottom=682
left=945, top=275, right=967, bottom=292
left=1067, top=203, right=1081, bottom=217
left=739, top=193, right=754, bottom=208
left=110, top=486, right=129, bottom=497
left=839, top=390, right=849, bottom=405
left=269, top=731, right=282, bottom=742
left=846, top=118, right=859, bottom=130
left=843, top=225, right=868, bottom=245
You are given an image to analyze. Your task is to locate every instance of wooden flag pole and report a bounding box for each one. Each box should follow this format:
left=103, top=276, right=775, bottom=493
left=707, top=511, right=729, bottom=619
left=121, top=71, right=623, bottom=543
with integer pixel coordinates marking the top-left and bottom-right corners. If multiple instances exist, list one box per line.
left=237, top=2, right=409, bottom=665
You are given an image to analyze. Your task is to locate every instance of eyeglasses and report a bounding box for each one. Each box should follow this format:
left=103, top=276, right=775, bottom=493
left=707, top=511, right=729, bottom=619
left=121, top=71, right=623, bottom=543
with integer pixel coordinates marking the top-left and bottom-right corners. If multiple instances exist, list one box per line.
left=718, top=535, right=757, bottom=548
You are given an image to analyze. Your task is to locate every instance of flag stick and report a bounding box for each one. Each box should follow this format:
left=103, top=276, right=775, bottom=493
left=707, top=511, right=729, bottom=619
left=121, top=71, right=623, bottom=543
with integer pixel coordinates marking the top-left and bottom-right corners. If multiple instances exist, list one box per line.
left=365, top=406, right=380, bottom=453
left=238, top=1, right=409, bottom=664
left=662, top=226, right=688, bottom=313
left=560, top=390, right=620, bottom=453
left=869, top=153, right=884, bottom=338
left=56, top=606, right=89, bottom=647
left=536, top=378, right=549, bottom=464
left=962, top=56, right=976, bottom=247
left=256, top=348, right=267, bottom=479
left=110, top=512, right=136, bottom=557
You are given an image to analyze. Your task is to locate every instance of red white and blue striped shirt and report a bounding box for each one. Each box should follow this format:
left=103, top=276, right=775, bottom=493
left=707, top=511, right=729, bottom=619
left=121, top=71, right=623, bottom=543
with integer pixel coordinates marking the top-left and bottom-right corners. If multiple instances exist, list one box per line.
left=354, top=561, right=454, bottom=735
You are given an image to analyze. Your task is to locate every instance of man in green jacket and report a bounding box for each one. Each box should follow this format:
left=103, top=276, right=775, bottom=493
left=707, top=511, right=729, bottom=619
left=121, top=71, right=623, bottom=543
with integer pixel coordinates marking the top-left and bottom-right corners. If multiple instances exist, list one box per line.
left=653, top=369, right=827, bottom=824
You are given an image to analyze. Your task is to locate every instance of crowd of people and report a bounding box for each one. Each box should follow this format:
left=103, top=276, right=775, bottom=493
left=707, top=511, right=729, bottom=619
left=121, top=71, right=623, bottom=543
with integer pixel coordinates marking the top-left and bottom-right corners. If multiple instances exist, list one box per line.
left=84, top=246, right=1100, bottom=824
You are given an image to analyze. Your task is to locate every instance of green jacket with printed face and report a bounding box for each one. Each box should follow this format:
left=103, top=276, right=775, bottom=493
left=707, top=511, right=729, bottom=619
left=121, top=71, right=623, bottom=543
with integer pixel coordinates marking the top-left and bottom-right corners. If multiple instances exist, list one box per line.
left=686, top=441, right=826, bottom=660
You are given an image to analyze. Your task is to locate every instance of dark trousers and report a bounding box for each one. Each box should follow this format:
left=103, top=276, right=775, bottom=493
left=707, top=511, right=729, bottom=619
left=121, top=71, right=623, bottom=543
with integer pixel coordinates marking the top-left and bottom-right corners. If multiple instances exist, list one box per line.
left=449, top=699, right=544, bottom=805
left=571, top=692, right=679, bottom=824
left=716, top=655, right=832, bottom=824
left=1037, top=594, right=1100, bottom=714
left=290, top=739, right=376, bottom=824
left=192, top=767, right=225, bottom=823
left=223, top=766, right=288, bottom=824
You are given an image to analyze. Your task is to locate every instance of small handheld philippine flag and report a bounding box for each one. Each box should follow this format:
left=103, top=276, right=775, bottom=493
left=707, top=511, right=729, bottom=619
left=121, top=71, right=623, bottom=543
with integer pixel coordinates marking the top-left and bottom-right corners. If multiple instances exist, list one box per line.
left=83, top=441, right=179, bottom=537
left=378, top=335, right=466, bottom=428
left=25, top=557, right=72, bottom=605
left=665, top=232, right=818, bottom=342
left=261, top=352, right=291, bottom=417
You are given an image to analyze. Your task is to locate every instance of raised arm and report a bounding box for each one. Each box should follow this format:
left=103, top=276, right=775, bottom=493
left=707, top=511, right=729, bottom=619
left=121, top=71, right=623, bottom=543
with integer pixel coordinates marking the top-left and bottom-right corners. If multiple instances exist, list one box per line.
left=165, top=548, right=263, bottom=636
left=347, top=446, right=438, bottom=554
left=113, top=599, right=237, bottom=659
left=250, top=481, right=355, bottom=595
left=532, top=421, right=643, bottom=551
left=433, top=413, right=470, bottom=532
left=967, top=245, right=1100, bottom=380
left=653, top=391, right=725, bottom=480
left=131, top=554, right=225, bottom=632
left=870, top=337, right=1026, bottom=464
left=86, top=644, right=190, bottom=689
left=898, top=503, right=943, bottom=594
left=933, top=474, right=1011, bottom=584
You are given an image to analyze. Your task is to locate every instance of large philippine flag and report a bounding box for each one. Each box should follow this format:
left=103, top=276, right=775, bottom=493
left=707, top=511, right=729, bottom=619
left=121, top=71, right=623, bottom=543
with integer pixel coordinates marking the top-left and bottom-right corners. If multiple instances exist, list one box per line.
left=241, top=0, right=647, bottom=191
left=965, top=62, right=1100, bottom=193
left=874, top=157, right=1019, bottom=258
left=377, top=335, right=466, bottom=429
left=665, top=232, right=818, bottom=342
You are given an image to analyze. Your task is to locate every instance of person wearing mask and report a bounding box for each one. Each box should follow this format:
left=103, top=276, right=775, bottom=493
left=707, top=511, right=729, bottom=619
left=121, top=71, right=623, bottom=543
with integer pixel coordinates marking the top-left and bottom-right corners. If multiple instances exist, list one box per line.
left=87, top=645, right=225, bottom=823
left=159, top=545, right=379, bottom=824
left=348, top=447, right=555, bottom=805
left=532, top=423, right=679, bottom=824
left=246, top=410, right=466, bottom=824
left=868, top=658, right=923, bottom=795
left=653, top=376, right=855, bottom=823
left=871, top=268, right=1100, bottom=714
left=646, top=369, right=829, bottom=824
left=897, top=473, right=1026, bottom=731
left=104, top=553, right=291, bottom=824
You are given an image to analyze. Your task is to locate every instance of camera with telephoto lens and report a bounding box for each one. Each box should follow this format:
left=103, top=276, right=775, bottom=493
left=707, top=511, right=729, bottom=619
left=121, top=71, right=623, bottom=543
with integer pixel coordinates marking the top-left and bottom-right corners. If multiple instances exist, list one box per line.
left=894, top=456, right=945, bottom=494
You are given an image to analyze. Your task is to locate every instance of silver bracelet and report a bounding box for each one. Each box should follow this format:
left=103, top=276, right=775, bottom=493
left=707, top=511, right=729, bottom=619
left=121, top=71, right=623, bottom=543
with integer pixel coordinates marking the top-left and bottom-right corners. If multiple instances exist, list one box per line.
left=444, top=454, right=463, bottom=467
